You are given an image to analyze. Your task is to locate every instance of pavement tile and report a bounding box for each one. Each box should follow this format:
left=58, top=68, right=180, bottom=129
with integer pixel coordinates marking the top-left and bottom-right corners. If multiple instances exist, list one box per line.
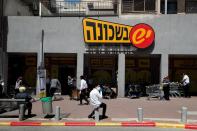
left=0, top=96, right=197, bottom=123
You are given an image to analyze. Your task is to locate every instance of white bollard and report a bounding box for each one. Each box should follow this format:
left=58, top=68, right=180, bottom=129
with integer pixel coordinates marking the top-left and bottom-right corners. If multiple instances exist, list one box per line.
left=19, top=104, right=25, bottom=121
left=55, top=106, right=60, bottom=121
left=181, top=106, right=187, bottom=123
left=94, top=108, right=99, bottom=122
left=137, top=108, right=143, bottom=122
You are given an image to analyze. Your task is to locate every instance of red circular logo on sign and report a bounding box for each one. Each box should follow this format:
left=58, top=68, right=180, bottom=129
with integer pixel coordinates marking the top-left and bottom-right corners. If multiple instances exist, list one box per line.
left=129, top=23, right=155, bottom=49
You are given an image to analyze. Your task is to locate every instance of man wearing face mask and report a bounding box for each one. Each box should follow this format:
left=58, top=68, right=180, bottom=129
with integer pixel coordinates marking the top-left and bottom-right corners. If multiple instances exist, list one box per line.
left=88, top=84, right=107, bottom=119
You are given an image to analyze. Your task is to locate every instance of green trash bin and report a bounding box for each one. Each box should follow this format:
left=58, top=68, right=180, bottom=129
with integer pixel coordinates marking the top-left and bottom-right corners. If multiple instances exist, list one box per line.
left=41, top=97, right=53, bottom=114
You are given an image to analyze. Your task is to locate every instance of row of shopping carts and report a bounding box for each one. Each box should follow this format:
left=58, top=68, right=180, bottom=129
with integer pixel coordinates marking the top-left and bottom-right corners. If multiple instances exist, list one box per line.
left=146, top=82, right=183, bottom=100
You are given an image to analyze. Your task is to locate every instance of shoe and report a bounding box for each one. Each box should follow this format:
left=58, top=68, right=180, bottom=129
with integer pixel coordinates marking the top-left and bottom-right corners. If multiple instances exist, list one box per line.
left=88, top=115, right=93, bottom=118
left=165, top=98, right=170, bottom=100
left=78, top=103, right=83, bottom=105
left=27, top=113, right=32, bottom=117
left=101, top=115, right=108, bottom=119
left=85, top=102, right=89, bottom=105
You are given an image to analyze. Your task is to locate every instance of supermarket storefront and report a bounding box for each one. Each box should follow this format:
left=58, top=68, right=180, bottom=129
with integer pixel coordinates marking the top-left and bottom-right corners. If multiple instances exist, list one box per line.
left=5, top=15, right=197, bottom=96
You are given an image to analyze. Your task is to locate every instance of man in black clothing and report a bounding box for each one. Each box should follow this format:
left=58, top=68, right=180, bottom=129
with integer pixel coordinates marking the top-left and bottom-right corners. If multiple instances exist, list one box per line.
left=15, top=86, right=33, bottom=116
left=162, top=76, right=170, bottom=100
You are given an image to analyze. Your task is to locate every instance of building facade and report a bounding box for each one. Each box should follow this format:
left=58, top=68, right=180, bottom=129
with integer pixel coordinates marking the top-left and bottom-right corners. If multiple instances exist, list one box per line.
left=1, top=0, right=197, bottom=97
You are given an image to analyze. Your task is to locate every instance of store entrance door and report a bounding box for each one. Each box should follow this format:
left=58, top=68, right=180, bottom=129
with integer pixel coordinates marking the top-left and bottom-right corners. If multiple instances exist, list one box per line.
left=59, top=66, right=75, bottom=95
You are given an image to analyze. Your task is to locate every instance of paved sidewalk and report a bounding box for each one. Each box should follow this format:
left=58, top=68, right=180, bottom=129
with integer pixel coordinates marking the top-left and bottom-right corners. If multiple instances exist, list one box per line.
left=0, top=96, right=197, bottom=123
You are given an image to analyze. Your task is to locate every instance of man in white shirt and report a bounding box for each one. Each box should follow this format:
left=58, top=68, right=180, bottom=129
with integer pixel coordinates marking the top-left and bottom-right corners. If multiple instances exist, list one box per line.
left=88, top=84, right=107, bottom=119
left=78, top=75, right=89, bottom=105
left=182, top=73, right=190, bottom=98
left=50, top=78, right=61, bottom=97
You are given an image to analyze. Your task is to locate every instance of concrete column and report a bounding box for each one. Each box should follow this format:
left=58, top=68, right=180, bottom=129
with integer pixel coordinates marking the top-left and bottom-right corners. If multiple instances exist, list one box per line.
left=156, top=0, right=161, bottom=14
left=117, top=53, right=125, bottom=97
left=118, top=0, right=121, bottom=16
left=0, top=50, right=8, bottom=94
left=165, top=0, right=168, bottom=14
left=177, top=0, right=185, bottom=14
left=160, top=54, right=168, bottom=82
left=77, top=53, right=84, bottom=88
left=3, top=52, right=8, bottom=94
left=0, top=48, right=2, bottom=78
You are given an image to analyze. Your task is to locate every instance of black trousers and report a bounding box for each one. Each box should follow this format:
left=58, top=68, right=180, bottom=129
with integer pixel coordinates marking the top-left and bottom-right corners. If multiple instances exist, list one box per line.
left=184, top=84, right=190, bottom=98
left=50, top=88, right=57, bottom=97
left=89, top=103, right=107, bottom=117
left=163, top=85, right=170, bottom=100
left=25, top=102, right=32, bottom=115
left=19, top=102, right=32, bottom=116
left=79, top=89, right=89, bottom=104
left=46, top=84, right=50, bottom=97
left=68, top=85, right=73, bottom=99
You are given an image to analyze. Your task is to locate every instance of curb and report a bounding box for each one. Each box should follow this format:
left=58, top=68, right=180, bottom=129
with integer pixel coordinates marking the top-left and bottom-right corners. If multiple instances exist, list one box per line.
left=0, top=121, right=197, bottom=129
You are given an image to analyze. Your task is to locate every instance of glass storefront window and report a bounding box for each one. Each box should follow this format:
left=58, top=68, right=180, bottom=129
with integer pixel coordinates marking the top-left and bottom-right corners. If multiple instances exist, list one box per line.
left=186, top=0, right=197, bottom=13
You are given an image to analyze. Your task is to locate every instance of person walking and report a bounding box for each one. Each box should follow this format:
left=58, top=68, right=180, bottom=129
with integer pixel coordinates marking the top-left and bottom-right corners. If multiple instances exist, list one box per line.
left=50, top=78, right=61, bottom=97
left=78, top=75, right=89, bottom=105
left=181, top=73, right=190, bottom=98
left=162, top=76, right=170, bottom=100
left=88, top=84, right=108, bottom=119
left=67, top=76, right=74, bottom=100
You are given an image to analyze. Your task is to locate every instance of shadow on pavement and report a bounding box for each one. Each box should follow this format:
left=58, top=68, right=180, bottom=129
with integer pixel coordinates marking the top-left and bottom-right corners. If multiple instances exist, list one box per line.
left=0, top=114, right=36, bottom=119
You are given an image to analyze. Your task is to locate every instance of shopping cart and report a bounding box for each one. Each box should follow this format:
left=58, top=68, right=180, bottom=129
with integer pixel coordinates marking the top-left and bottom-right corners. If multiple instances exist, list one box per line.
left=169, top=82, right=182, bottom=97
left=146, top=84, right=163, bottom=100
left=126, top=84, right=141, bottom=99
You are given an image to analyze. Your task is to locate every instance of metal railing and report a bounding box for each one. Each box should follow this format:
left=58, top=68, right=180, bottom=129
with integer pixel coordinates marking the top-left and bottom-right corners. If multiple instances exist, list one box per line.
left=122, top=0, right=156, bottom=14
left=41, top=0, right=119, bottom=17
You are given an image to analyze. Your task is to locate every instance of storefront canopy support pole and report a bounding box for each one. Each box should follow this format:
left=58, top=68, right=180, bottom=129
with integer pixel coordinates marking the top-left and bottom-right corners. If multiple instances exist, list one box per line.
left=77, top=53, right=84, bottom=89
left=117, top=53, right=125, bottom=97
left=161, top=54, right=169, bottom=83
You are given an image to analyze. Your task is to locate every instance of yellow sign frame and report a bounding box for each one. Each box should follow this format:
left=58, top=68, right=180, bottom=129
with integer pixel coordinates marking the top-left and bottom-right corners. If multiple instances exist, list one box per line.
left=83, top=18, right=132, bottom=44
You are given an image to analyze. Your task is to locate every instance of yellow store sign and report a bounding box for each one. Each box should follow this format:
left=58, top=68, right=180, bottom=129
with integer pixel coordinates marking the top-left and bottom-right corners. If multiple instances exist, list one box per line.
left=83, top=18, right=155, bottom=49
left=83, top=18, right=132, bottom=44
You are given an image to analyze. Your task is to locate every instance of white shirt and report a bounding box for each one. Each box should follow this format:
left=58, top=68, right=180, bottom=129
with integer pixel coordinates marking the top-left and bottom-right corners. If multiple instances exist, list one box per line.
left=50, top=79, right=61, bottom=89
left=79, top=79, right=88, bottom=91
left=89, top=87, right=102, bottom=107
left=182, top=75, right=190, bottom=86
left=15, top=80, right=22, bottom=89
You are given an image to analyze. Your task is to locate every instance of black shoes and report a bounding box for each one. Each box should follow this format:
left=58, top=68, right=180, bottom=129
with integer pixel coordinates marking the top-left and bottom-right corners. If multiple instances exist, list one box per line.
left=85, top=102, right=89, bottom=105
left=88, top=115, right=108, bottom=119
left=101, top=115, right=108, bottom=119
left=78, top=102, right=89, bottom=105
left=27, top=113, right=32, bottom=117
left=88, top=115, right=93, bottom=118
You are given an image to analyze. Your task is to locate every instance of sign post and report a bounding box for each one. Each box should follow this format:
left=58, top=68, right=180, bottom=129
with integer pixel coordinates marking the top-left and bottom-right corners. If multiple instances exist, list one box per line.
left=36, top=30, right=46, bottom=98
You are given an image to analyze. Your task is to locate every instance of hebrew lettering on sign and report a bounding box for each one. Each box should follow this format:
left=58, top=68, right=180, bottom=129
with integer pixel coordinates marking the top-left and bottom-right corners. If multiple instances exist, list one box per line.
left=83, top=18, right=155, bottom=49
